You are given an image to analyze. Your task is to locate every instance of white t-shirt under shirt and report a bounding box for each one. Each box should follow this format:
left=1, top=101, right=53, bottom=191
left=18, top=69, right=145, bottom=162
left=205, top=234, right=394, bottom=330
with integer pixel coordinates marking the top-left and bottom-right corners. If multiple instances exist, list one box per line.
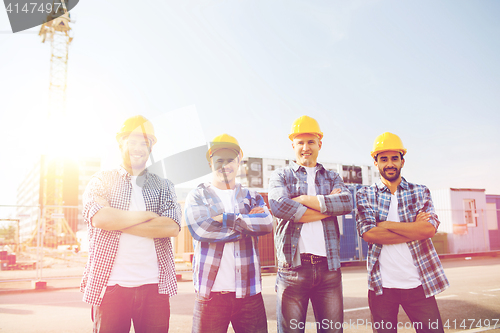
left=379, top=191, right=421, bottom=289
left=210, top=186, right=236, bottom=292
left=298, top=166, right=327, bottom=257
left=107, top=176, right=159, bottom=287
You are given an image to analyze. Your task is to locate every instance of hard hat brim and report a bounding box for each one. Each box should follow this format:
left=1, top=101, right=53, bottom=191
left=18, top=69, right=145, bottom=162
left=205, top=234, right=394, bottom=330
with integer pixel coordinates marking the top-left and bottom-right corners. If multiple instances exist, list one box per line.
left=116, top=132, right=157, bottom=146
left=371, top=148, right=407, bottom=159
left=289, top=132, right=323, bottom=141
left=206, top=142, right=243, bottom=162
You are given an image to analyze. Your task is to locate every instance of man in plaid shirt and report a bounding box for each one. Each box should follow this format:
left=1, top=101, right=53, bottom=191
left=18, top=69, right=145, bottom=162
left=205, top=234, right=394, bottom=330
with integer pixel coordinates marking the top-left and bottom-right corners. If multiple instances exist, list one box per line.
left=356, top=132, right=449, bottom=333
left=185, top=134, right=273, bottom=333
left=81, top=115, right=181, bottom=332
left=269, top=116, right=353, bottom=333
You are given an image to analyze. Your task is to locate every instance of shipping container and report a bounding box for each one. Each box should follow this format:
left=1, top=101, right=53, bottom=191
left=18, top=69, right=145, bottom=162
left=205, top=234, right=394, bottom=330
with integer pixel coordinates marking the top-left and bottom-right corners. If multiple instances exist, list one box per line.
left=486, top=194, right=500, bottom=251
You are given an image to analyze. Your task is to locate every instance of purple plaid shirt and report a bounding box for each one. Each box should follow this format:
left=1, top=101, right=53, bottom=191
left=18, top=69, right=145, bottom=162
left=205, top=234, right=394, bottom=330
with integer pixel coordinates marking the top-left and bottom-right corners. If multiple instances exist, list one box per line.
left=268, top=161, right=354, bottom=271
left=356, top=177, right=449, bottom=297
left=184, top=183, right=273, bottom=298
left=80, top=167, right=181, bottom=306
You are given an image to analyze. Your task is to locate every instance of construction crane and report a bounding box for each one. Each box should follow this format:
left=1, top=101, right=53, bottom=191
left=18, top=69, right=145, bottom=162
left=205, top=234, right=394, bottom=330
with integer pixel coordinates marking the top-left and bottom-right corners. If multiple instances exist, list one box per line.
left=32, top=0, right=79, bottom=249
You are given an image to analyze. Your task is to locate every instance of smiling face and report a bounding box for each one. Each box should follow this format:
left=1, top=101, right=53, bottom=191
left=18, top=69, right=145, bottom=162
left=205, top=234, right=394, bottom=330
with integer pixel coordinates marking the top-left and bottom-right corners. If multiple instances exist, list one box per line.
left=119, top=133, right=151, bottom=175
left=292, top=133, right=322, bottom=167
left=210, top=148, right=240, bottom=189
left=375, top=150, right=405, bottom=183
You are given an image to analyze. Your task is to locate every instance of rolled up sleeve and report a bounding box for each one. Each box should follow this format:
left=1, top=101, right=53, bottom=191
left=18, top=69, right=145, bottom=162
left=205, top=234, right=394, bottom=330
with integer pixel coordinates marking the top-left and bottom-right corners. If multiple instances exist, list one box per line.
left=268, top=170, right=307, bottom=222
left=322, top=176, right=354, bottom=216
left=355, top=188, right=377, bottom=237
left=82, top=176, right=106, bottom=228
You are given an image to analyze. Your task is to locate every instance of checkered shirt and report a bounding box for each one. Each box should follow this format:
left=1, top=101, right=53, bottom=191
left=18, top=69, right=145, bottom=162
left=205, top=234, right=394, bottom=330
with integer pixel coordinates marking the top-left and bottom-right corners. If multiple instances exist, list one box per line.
left=356, top=177, right=449, bottom=297
left=184, top=183, right=273, bottom=298
left=268, top=161, right=354, bottom=271
left=80, top=167, right=181, bottom=306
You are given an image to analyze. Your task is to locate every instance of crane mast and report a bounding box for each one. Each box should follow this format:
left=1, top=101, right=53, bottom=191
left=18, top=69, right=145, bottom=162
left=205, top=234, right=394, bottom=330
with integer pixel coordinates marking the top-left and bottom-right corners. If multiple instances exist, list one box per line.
left=36, top=1, right=78, bottom=248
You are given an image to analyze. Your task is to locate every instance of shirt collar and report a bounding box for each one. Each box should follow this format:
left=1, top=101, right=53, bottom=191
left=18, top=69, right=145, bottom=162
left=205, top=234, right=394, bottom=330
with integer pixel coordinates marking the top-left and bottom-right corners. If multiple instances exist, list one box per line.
left=290, top=160, right=325, bottom=172
left=376, top=177, right=409, bottom=193
left=117, top=165, right=150, bottom=182
left=203, top=182, right=242, bottom=196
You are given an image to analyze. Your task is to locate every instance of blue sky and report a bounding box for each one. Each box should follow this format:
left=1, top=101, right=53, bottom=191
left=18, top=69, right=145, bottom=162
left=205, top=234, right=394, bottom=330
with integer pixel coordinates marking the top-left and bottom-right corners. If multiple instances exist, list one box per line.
left=1, top=0, right=499, bottom=205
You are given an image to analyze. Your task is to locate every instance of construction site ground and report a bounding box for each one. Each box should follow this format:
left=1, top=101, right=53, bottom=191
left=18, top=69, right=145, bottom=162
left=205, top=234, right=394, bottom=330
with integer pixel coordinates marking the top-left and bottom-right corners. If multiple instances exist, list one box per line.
left=1, top=254, right=500, bottom=333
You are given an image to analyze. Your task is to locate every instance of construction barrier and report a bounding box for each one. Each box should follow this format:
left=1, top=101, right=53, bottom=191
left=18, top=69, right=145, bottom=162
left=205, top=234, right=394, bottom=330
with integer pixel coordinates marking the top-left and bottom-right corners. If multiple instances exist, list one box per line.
left=0, top=204, right=86, bottom=289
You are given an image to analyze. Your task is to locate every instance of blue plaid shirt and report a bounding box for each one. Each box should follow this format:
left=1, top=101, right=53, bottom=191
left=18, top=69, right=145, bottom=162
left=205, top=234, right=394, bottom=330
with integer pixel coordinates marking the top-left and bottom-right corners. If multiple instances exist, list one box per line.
left=184, top=183, right=273, bottom=298
left=268, top=161, right=354, bottom=271
left=356, top=177, right=449, bottom=297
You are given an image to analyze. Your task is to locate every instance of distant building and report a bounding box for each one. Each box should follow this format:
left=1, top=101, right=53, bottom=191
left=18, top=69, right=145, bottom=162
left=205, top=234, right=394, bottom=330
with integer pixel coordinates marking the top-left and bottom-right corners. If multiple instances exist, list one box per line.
left=431, top=188, right=490, bottom=254
left=236, top=157, right=380, bottom=190
left=16, top=156, right=101, bottom=244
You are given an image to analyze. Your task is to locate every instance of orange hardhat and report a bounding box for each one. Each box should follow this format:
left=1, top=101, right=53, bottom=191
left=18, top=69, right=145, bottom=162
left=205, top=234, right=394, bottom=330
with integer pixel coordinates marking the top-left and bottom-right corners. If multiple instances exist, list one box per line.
left=289, top=115, right=323, bottom=141
left=206, top=134, right=243, bottom=161
left=116, top=115, right=157, bottom=146
left=371, top=132, right=407, bottom=159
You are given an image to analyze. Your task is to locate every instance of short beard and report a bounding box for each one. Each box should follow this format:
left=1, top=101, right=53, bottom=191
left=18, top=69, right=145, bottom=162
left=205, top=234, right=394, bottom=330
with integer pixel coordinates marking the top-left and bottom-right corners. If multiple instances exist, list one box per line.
left=380, top=167, right=401, bottom=182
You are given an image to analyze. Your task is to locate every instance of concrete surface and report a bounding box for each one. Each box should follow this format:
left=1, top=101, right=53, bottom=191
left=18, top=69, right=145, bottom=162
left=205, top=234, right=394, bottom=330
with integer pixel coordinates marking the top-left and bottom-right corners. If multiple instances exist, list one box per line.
left=1, top=256, right=500, bottom=332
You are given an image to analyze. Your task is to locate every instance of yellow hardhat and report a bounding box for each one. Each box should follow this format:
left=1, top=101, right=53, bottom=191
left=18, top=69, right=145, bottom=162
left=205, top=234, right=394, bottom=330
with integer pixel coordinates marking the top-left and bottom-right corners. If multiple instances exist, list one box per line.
left=371, top=132, right=407, bottom=159
left=289, top=115, right=323, bottom=141
left=206, top=134, right=243, bottom=161
left=116, top=115, right=157, bottom=146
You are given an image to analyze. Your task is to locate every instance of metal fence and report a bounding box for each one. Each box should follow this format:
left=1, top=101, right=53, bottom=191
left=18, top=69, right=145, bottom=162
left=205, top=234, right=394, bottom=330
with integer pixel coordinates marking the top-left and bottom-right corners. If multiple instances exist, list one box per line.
left=0, top=205, right=86, bottom=287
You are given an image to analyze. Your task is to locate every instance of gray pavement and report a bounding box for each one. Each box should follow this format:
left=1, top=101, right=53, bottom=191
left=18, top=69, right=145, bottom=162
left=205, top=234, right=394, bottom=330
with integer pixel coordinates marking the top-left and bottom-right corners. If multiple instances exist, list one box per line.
left=1, top=256, right=500, bottom=332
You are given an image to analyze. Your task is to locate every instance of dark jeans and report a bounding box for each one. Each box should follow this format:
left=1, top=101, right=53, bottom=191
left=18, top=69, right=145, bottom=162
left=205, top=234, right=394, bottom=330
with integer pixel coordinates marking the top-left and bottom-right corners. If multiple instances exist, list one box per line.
left=92, top=284, right=170, bottom=333
left=368, top=286, right=444, bottom=333
left=276, top=261, right=343, bottom=333
left=192, top=291, right=268, bottom=333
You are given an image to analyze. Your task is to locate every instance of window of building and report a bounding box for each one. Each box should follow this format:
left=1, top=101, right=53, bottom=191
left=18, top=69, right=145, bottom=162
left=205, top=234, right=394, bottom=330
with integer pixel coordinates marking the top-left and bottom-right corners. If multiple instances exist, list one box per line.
left=463, top=199, right=478, bottom=227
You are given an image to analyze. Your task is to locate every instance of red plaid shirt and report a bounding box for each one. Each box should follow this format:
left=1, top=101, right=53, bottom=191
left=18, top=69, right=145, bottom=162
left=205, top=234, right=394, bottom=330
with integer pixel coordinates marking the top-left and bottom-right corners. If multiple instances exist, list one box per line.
left=80, top=167, right=181, bottom=306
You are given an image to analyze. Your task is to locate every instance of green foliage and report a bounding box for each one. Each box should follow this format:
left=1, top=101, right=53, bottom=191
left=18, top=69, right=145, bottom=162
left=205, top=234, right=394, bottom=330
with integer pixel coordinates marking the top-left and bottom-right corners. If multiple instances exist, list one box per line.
left=0, top=225, right=16, bottom=243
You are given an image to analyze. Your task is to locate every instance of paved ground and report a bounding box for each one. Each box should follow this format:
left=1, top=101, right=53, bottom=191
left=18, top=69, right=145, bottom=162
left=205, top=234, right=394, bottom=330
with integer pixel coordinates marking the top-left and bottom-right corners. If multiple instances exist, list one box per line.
left=1, top=256, right=500, bottom=332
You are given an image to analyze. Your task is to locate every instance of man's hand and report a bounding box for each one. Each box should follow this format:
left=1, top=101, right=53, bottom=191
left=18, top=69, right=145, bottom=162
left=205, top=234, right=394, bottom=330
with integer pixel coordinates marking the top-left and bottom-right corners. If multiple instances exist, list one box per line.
left=330, top=188, right=341, bottom=195
left=95, top=196, right=110, bottom=207
left=212, top=214, right=223, bottom=223
left=249, top=207, right=265, bottom=214
left=415, top=211, right=431, bottom=223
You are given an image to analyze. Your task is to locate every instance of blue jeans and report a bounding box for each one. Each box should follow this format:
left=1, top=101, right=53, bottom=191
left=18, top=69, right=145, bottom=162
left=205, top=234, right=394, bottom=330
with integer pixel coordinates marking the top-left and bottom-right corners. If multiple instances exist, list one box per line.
left=192, top=292, right=268, bottom=333
left=92, top=284, right=170, bottom=333
left=368, top=286, right=444, bottom=333
left=276, top=261, right=343, bottom=333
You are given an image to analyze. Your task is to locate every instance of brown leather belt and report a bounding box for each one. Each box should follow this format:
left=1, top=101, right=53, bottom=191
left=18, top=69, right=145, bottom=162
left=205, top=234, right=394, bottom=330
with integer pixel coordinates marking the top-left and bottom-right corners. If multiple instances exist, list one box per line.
left=209, top=291, right=235, bottom=297
left=300, top=253, right=327, bottom=265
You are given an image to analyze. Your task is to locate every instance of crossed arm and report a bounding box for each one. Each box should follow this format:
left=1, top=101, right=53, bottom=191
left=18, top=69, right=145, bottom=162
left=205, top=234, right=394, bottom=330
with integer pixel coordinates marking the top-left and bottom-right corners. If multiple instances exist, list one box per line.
left=92, top=197, right=180, bottom=238
left=291, top=188, right=340, bottom=223
left=185, top=190, right=273, bottom=243
left=362, top=211, right=436, bottom=244
left=356, top=189, right=437, bottom=244
left=269, top=170, right=353, bottom=224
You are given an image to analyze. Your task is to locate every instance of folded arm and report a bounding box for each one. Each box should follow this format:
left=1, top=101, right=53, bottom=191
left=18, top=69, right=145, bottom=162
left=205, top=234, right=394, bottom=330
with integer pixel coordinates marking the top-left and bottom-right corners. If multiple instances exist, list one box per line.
left=185, top=189, right=272, bottom=243
left=92, top=199, right=179, bottom=238
left=212, top=206, right=273, bottom=236
left=357, top=188, right=437, bottom=244
left=376, top=212, right=436, bottom=240
left=268, top=171, right=308, bottom=223
left=361, top=226, right=414, bottom=244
